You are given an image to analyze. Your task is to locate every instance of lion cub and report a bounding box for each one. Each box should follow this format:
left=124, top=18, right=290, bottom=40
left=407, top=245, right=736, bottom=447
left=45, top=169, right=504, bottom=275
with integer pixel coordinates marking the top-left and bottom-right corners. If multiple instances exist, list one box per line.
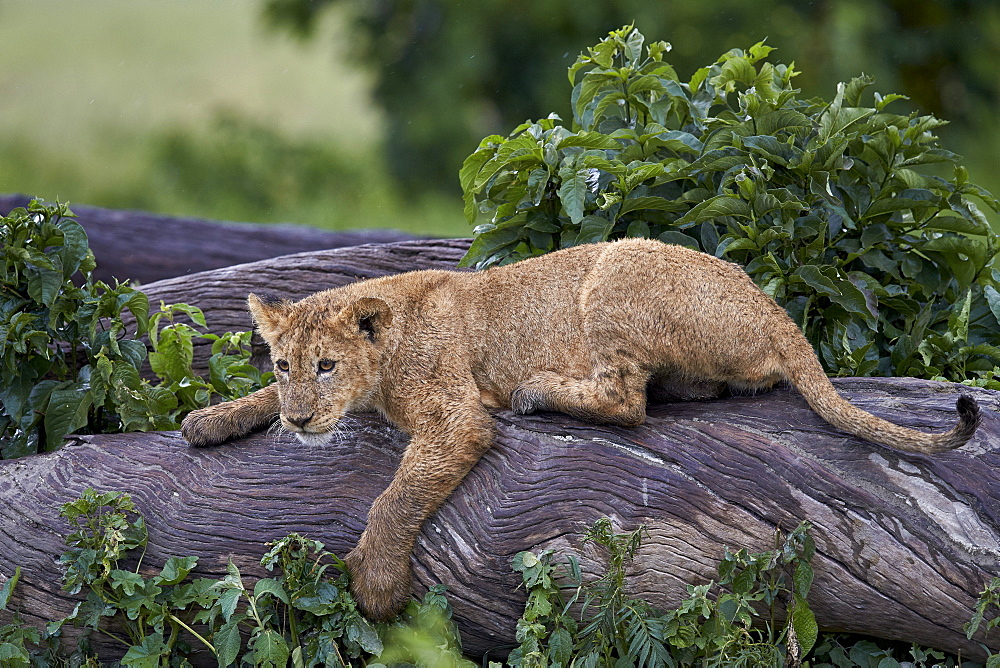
left=182, top=238, right=980, bottom=621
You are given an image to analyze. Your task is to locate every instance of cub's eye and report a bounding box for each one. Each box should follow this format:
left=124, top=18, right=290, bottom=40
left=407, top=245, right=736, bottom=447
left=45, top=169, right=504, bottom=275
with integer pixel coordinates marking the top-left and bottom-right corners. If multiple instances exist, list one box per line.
left=318, top=359, right=336, bottom=373
left=275, top=359, right=290, bottom=372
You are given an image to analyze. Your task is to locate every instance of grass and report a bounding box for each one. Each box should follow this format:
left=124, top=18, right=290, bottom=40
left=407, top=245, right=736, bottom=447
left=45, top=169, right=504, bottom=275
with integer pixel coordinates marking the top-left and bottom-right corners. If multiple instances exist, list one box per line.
left=0, top=0, right=468, bottom=237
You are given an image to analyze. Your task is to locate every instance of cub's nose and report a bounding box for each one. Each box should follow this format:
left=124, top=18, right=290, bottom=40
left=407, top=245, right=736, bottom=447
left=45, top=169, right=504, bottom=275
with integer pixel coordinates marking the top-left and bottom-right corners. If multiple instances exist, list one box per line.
left=286, top=413, right=314, bottom=429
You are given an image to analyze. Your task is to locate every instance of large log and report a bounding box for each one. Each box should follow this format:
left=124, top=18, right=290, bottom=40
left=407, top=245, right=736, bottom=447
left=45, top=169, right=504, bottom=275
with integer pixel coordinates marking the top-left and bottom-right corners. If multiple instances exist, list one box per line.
left=0, top=378, right=997, bottom=663
left=0, top=194, right=426, bottom=285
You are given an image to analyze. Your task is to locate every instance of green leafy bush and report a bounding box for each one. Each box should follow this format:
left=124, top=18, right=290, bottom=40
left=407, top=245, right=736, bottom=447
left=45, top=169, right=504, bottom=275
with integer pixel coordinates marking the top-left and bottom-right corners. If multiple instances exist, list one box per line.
left=460, top=26, right=1000, bottom=385
left=2, top=495, right=996, bottom=666
left=1, top=489, right=471, bottom=667
left=0, top=200, right=271, bottom=459
left=507, top=519, right=817, bottom=667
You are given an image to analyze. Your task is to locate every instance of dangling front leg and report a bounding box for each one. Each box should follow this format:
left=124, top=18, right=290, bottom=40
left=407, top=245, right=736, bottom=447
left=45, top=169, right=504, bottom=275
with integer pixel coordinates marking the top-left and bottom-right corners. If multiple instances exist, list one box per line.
left=344, top=399, right=493, bottom=621
left=181, top=384, right=280, bottom=446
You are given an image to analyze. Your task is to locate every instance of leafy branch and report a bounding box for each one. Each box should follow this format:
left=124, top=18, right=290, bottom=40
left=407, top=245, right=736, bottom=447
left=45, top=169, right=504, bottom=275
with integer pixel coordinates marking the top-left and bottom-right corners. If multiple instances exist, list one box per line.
left=0, top=200, right=272, bottom=459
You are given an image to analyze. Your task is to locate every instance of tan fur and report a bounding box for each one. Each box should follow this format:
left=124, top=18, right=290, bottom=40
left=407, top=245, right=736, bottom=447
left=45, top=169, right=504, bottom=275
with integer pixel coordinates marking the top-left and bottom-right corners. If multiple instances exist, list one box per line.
left=181, top=238, right=980, bottom=620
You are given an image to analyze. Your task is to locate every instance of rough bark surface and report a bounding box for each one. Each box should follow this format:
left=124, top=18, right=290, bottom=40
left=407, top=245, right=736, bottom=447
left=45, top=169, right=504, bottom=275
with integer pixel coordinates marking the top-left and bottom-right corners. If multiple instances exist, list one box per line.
left=0, top=379, right=997, bottom=662
left=0, top=194, right=426, bottom=285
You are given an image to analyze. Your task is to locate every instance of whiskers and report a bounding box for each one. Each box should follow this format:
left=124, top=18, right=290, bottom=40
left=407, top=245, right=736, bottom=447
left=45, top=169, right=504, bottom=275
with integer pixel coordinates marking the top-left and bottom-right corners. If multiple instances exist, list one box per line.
left=324, top=414, right=361, bottom=444
left=265, top=417, right=287, bottom=441
left=266, top=411, right=361, bottom=447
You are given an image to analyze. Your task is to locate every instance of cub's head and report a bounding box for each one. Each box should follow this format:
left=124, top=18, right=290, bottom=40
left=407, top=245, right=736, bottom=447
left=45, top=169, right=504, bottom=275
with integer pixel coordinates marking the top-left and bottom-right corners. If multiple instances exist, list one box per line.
left=248, top=292, right=393, bottom=445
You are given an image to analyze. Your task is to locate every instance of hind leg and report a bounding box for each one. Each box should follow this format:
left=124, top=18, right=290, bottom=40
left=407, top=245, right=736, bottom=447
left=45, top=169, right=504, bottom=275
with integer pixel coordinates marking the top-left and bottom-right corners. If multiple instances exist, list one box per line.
left=511, top=359, right=649, bottom=426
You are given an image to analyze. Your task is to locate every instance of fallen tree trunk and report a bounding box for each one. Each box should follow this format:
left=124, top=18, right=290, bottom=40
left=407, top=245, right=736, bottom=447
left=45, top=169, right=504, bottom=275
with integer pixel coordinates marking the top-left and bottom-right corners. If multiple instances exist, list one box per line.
left=1, top=381, right=998, bottom=661
left=0, top=194, right=426, bottom=285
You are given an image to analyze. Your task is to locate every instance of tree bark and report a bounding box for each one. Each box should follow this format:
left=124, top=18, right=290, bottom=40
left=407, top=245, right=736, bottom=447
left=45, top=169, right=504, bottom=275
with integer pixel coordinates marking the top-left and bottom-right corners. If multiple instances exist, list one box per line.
left=0, top=233, right=997, bottom=661
left=0, top=194, right=427, bottom=285
left=0, top=379, right=997, bottom=662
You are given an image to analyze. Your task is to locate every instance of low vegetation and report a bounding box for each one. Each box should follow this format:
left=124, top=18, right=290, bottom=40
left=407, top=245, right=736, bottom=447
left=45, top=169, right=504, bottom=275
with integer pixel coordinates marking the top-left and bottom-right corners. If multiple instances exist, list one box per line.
left=1, top=490, right=997, bottom=666
left=0, top=200, right=271, bottom=458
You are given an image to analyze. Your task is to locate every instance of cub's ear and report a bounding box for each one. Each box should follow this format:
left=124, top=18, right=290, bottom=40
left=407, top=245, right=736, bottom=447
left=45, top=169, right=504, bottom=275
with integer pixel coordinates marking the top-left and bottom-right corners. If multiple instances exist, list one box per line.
left=342, top=297, right=392, bottom=343
left=247, top=293, right=290, bottom=342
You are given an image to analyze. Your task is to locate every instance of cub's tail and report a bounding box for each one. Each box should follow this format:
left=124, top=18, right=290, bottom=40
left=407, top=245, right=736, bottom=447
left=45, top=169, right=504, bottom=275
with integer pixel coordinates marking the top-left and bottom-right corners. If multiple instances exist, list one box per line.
left=779, top=336, right=981, bottom=454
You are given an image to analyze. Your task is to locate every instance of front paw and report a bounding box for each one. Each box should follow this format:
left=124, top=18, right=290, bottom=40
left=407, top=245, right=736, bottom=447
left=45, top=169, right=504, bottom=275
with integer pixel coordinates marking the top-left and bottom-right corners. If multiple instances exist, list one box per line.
left=344, top=546, right=411, bottom=622
left=180, top=407, right=231, bottom=447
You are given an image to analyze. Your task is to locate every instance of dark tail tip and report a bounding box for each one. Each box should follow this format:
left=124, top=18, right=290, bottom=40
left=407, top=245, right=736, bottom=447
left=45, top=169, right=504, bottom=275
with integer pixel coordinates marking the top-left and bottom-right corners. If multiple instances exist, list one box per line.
left=951, top=393, right=982, bottom=446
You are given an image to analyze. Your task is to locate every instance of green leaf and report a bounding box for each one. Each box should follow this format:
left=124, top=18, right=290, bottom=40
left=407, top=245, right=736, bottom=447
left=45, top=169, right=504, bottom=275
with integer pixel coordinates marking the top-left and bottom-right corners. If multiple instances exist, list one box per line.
left=658, top=230, right=699, bottom=250
left=949, top=289, right=972, bottom=342
left=252, top=629, right=290, bottom=668
left=26, top=267, right=63, bottom=308
left=458, top=226, right=522, bottom=269
left=626, top=220, right=651, bottom=238
left=624, top=26, right=644, bottom=64
left=843, top=74, right=876, bottom=106
left=118, top=289, right=151, bottom=337
left=742, top=135, right=800, bottom=166
left=44, top=385, right=93, bottom=450
left=110, top=569, right=145, bottom=596
left=985, top=285, right=1000, bottom=325
left=0, top=643, right=31, bottom=667
left=576, top=215, right=614, bottom=244
left=793, top=560, right=814, bottom=599
left=865, top=190, right=940, bottom=218
left=753, top=109, right=811, bottom=136
left=618, top=196, right=684, bottom=216
left=794, top=265, right=840, bottom=295
left=156, top=555, right=198, bottom=586
left=819, top=100, right=875, bottom=142
left=118, top=339, right=148, bottom=370
left=148, top=326, right=195, bottom=384
left=0, top=567, right=21, bottom=610
left=346, top=615, right=383, bottom=654
left=592, top=90, right=628, bottom=123
left=711, top=55, right=756, bottom=89
left=218, top=587, right=242, bottom=622
left=875, top=92, right=909, bottom=111
left=121, top=632, right=168, bottom=668
left=214, top=617, right=242, bottom=667
left=253, top=577, right=290, bottom=604
left=676, top=195, right=751, bottom=225
left=548, top=626, right=573, bottom=664
left=459, top=144, right=497, bottom=194
left=791, top=595, right=818, bottom=656
left=653, top=129, right=703, bottom=154
left=557, top=132, right=622, bottom=150
left=558, top=167, right=589, bottom=224
left=794, top=266, right=877, bottom=325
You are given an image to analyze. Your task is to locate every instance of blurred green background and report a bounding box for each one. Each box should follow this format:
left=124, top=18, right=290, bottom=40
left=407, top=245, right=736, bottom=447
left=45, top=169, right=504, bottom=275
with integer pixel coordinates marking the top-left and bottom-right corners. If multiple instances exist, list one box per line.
left=2, top=0, right=997, bottom=236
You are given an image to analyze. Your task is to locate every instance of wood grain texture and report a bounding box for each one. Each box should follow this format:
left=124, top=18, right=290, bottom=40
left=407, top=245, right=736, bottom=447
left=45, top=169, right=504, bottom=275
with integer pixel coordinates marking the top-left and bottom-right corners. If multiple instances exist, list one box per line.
left=1, top=378, right=998, bottom=662
left=0, top=194, right=427, bottom=285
